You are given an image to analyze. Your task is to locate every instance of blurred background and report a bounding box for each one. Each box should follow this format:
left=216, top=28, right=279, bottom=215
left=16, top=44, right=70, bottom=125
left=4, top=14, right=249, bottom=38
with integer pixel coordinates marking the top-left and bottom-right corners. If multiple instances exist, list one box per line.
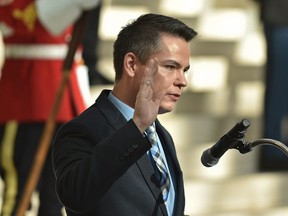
left=1, top=0, right=288, bottom=215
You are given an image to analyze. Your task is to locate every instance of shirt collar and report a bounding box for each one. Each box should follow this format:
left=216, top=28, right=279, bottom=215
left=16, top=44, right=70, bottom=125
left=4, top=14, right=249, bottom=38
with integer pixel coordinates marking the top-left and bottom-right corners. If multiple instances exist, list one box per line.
left=108, top=92, right=134, bottom=121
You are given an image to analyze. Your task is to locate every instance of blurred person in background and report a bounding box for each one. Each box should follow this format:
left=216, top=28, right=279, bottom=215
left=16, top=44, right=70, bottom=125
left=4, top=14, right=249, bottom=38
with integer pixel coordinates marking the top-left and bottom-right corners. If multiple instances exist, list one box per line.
left=0, top=0, right=99, bottom=215
left=256, top=0, right=288, bottom=171
left=81, top=0, right=113, bottom=86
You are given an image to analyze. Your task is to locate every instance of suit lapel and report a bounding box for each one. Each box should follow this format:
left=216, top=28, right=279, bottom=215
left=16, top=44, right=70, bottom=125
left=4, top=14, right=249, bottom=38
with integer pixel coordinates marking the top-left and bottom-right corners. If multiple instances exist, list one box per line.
left=155, top=120, right=181, bottom=173
left=156, top=120, right=185, bottom=215
left=96, top=90, right=127, bottom=130
left=136, top=155, right=169, bottom=216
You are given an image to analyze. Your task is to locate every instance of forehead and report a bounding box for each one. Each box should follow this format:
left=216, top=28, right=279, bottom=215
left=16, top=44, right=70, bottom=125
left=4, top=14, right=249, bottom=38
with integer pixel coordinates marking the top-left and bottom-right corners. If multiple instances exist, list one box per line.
left=155, top=34, right=190, bottom=64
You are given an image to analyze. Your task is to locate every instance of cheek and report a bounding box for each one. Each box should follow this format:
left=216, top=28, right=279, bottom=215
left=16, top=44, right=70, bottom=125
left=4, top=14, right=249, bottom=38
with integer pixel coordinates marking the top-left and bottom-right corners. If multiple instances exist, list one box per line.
left=153, top=72, right=174, bottom=90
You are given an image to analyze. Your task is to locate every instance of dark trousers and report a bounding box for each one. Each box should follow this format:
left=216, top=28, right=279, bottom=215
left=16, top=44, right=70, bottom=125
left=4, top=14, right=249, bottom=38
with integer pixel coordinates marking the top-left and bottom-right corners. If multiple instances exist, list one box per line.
left=0, top=122, right=62, bottom=215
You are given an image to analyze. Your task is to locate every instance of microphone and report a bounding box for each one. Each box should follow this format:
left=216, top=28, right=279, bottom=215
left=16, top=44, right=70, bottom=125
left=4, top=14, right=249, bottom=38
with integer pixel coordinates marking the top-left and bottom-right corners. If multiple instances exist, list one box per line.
left=201, top=119, right=251, bottom=167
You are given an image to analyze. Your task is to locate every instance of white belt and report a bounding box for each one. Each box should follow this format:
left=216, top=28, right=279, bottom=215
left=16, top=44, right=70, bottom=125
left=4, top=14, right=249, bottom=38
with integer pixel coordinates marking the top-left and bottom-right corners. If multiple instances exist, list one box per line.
left=4, top=44, right=77, bottom=59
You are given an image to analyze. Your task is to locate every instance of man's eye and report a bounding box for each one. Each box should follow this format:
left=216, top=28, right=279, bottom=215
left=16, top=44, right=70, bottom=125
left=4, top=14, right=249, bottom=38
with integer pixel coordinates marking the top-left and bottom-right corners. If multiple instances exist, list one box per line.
left=166, top=65, right=175, bottom=70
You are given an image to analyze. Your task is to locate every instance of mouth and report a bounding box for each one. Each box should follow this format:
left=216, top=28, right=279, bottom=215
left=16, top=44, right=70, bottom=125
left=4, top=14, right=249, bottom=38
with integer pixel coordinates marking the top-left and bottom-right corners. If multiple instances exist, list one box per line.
left=167, top=93, right=181, bottom=101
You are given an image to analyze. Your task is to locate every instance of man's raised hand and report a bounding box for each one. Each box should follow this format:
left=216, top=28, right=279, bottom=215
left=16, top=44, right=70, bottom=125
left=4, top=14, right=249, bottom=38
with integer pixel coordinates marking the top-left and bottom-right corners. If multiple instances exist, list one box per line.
left=133, top=59, right=167, bottom=133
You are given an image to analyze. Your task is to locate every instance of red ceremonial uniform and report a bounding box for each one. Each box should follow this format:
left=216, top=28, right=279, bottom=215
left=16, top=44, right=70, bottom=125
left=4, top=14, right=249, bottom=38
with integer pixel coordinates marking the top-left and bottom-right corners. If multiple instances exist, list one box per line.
left=0, top=0, right=89, bottom=215
left=0, top=0, right=86, bottom=123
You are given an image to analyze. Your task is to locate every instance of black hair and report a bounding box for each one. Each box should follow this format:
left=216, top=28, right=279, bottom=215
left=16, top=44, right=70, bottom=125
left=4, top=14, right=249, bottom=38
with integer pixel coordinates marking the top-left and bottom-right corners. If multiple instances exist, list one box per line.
left=113, top=13, right=197, bottom=80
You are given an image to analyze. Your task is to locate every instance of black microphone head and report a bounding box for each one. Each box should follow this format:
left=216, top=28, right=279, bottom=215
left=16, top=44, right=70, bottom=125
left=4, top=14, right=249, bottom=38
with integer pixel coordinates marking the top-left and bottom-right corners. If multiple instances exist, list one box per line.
left=242, top=119, right=251, bottom=128
left=227, top=119, right=251, bottom=138
left=201, top=149, right=219, bottom=167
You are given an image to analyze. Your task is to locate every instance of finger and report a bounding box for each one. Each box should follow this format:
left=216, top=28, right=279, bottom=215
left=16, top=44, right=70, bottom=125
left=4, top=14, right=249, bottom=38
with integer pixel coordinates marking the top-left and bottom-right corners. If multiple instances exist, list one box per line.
left=139, top=58, right=158, bottom=94
left=139, top=59, right=156, bottom=90
left=145, top=58, right=159, bottom=84
left=138, top=58, right=160, bottom=102
left=139, top=67, right=151, bottom=93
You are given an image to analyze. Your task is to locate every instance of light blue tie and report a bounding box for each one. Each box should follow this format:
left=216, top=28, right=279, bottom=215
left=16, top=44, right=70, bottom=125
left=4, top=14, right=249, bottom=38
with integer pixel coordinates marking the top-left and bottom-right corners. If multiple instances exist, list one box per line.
left=146, top=125, right=170, bottom=202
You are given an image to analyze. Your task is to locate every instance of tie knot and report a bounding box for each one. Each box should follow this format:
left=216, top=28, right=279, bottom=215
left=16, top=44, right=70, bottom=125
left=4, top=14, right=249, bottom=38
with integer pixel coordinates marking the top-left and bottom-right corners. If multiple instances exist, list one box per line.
left=147, top=125, right=156, bottom=134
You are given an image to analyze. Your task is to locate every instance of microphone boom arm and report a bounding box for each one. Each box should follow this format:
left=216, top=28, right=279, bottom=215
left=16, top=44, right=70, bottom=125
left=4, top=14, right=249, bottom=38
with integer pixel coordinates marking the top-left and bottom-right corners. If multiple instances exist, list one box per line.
left=237, top=138, right=288, bottom=157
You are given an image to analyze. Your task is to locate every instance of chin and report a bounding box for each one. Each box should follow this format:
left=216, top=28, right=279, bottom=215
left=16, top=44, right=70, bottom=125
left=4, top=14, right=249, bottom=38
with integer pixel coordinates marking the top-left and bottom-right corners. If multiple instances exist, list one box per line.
left=158, top=105, right=175, bottom=114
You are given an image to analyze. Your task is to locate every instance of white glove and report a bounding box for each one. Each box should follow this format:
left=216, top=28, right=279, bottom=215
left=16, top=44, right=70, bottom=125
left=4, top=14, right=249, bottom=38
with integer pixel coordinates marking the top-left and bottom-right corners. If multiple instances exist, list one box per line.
left=36, top=0, right=100, bottom=36
left=75, top=0, right=100, bottom=10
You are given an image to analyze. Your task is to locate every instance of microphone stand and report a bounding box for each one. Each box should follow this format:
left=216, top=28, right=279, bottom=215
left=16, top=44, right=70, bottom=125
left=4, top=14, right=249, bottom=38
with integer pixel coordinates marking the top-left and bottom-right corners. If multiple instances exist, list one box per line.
left=222, top=119, right=288, bottom=158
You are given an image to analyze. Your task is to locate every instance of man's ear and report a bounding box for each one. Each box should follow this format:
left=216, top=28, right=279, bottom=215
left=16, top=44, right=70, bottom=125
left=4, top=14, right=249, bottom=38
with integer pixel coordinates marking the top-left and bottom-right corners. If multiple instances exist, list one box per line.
left=123, top=52, right=138, bottom=77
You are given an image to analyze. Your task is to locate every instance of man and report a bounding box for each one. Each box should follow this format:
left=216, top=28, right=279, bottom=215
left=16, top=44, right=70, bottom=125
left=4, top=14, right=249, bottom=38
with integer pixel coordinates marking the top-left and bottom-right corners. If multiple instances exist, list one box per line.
left=0, top=0, right=99, bottom=215
left=53, top=13, right=197, bottom=216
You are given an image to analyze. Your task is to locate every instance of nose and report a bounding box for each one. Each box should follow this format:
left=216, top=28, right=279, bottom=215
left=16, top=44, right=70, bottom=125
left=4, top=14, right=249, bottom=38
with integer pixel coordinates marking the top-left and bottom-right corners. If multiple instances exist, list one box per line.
left=174, top=70, right=187, bottom=88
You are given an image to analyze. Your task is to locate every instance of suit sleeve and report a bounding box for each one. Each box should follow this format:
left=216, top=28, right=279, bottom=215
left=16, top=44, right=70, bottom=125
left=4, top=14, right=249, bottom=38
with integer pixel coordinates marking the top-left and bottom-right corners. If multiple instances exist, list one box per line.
left=52, top=119, right=151, bottom=213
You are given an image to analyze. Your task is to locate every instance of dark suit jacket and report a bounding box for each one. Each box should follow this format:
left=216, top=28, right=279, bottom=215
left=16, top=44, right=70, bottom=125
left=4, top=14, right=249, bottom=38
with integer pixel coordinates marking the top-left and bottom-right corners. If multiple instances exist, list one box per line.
left=52, top=90, right=186, bottom=216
